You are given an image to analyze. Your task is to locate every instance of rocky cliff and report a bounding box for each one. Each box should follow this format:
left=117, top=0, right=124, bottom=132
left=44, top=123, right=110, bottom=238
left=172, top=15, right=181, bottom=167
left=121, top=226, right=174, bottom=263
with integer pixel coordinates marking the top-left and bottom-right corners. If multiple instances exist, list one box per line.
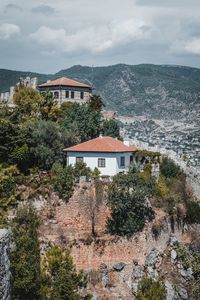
left=36, top=183, right=196, bottom=300
left=0, top=229, right=11, bottom=300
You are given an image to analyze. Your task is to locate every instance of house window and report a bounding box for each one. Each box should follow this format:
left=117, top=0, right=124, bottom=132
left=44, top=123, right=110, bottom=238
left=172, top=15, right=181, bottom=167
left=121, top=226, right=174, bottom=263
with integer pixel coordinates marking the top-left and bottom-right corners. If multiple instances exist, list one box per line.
left=54, top=91, right=59, bottom=99
left=130, top=155, right=133, bottom=163
left=80, top=91, right=84, bottom=99
left=71, top=91, right=74, bottom=99
left=76, top=157, right=83, bottom=163
left=65, top=91, right=69, bottom=98
left=98, top=158, right=106, bottom=168
left=120, top=156, right=125, bottom=167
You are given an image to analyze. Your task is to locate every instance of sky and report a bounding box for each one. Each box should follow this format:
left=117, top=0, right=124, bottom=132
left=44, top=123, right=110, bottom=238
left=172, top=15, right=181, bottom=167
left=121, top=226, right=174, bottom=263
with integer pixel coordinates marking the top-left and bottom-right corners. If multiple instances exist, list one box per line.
left=1, top=0, right=200, bottom=73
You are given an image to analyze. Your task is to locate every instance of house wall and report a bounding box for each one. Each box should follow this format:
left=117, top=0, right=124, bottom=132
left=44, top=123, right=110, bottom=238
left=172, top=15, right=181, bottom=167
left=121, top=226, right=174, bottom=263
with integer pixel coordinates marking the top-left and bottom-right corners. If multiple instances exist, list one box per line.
left=66, top=151, right=134, bottom=176
left=39, top=86, right=91, bottom=105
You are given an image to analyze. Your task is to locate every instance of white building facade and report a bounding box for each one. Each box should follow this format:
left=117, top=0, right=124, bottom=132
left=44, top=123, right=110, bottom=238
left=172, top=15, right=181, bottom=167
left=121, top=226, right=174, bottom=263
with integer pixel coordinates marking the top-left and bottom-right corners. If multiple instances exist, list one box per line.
left=64, top=136, right=137, bottom=177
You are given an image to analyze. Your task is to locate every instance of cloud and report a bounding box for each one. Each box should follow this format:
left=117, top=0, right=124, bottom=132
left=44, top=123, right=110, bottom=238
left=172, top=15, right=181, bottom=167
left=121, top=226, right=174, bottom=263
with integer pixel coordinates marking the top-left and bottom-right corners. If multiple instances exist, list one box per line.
left=135, top=0, right=200, bottom=7
left=0, top=23, right=20, bottom=39
left=32, top=4, right=55, bottom=15
left=30, top=19, right=152, bottom=54
left=4, top=4, right=22, bottom=13
left=171, top=37, right=200, bottom=55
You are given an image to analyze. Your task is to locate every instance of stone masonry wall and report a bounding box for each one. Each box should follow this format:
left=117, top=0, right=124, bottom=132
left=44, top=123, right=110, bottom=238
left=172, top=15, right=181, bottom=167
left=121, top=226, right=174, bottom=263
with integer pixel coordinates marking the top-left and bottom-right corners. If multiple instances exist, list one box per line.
left=0, top=229, right=11, bottom=300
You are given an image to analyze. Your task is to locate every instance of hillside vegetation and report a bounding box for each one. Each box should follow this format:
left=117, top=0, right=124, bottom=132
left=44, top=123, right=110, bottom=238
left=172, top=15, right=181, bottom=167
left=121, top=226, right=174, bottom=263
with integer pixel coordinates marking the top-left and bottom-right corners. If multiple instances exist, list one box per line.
left=1, top=64, right=200, bottom=119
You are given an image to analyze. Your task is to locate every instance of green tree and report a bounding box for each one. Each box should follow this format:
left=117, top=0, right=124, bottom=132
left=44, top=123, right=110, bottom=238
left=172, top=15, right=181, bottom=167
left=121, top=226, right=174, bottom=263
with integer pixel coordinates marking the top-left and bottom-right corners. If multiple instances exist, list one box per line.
left=26, top=120, right=65, bottom=170
left=39, top=91, right=58, bottom=120
left=0, top=119, right=26, bottom=164
left=63, top=103, right=102, bottom=142
left=13, top=87, right=43, bottom=118
left=107, top=172, right=154, bottom=236
left=51, top=163, right=75, bottom=202
left=11, top=204, right=41, bottom=300
left=102, top=119, right=120, bottom=138
left=136, top=277, right=166, bottom=300
left=88, top=94, right=105, bottom=112
left=41, top=246, right=87, bottom=300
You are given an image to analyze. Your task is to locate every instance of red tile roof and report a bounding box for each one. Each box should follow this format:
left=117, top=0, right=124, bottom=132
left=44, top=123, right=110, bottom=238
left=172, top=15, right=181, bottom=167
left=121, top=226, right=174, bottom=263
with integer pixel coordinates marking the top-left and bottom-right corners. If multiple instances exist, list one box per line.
left=64, top=136, right=138, bottom=153
left=39, top=77, right=91, bottom=88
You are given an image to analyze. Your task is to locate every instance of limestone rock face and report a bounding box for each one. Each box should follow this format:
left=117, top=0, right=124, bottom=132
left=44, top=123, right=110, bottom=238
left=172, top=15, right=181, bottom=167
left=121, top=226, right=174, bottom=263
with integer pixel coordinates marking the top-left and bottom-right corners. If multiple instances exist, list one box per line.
left=0, top=229, right=11, bottom=300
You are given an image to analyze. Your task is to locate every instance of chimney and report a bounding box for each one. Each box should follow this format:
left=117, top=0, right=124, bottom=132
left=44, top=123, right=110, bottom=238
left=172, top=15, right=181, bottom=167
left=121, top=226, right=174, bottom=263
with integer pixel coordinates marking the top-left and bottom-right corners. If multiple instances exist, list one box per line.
left=123, top=140, right=130, bottom=146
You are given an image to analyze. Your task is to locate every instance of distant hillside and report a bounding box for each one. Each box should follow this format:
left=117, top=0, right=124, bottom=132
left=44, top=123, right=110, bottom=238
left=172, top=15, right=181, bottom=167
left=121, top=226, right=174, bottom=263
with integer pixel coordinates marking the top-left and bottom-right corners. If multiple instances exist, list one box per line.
left=0, top=69, right=52, bottom=93
left=1, top=64, right=200, bottom=120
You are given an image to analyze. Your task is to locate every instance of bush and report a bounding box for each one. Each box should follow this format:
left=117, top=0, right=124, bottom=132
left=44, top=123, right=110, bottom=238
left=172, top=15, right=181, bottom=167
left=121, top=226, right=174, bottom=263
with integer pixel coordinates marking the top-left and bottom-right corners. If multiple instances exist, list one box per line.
left=136, top=277, right=166, bottom=300
left=186, top=201, right=200, bottom=224
left=41, top=246, right=88, bottom=300
left=73, top=161, right=92, bottom=178
left=107, top=172, right=154, bottom=236
left=51, top=163, right=75, bottom=202
left=160, top=157, right=183, bottom=178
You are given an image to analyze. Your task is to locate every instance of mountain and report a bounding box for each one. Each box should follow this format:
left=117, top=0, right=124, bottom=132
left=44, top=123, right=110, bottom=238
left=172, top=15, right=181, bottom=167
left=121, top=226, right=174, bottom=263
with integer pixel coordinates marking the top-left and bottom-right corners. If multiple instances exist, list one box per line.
left=1, top=64, right=200, bottom=120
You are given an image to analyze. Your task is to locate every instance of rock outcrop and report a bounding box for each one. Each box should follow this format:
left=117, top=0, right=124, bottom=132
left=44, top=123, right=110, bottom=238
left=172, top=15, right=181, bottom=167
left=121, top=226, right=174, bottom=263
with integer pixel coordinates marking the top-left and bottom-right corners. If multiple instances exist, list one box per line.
left=0, top=229, right=11, bottom=300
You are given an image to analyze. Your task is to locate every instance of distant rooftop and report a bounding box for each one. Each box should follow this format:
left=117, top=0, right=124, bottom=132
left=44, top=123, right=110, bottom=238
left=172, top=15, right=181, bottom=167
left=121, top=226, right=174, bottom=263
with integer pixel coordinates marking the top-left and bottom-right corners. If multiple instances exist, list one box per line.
left=39, top=77, right=91, bottom=88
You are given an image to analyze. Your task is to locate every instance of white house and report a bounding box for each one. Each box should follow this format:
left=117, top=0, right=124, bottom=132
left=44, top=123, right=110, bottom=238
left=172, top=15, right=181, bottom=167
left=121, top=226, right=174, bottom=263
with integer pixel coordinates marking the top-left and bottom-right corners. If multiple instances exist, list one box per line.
left=63, top=136, right=138, bottom=176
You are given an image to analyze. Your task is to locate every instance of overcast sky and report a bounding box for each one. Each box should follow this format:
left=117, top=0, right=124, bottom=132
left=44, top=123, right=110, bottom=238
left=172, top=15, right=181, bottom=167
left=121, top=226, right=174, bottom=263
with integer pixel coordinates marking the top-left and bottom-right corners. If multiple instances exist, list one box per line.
left=1, top=0, right=200, bottom=73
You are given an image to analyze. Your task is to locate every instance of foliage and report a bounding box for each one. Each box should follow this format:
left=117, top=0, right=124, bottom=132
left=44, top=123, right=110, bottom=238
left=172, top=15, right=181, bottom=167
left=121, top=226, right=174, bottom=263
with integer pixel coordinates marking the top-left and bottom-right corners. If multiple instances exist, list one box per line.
left=88, top=94, right=105, bottom=112
left=107, top=172, right=155, bottom=236
left=39, top=91, right=58, bottom=120
left=73, top=162, right=92, bottom=178
left=0, top=164, right=19, bottom=215
left=155, top=177, right=170, bottom=198
left=135, top=150, right=161, bottom=159
left=11, top=204, right=41, bottom=300
left=186, top=201, right=200, bottom=224
left=63, top=103, right=102, bottom=142
left=102, top=119, right=120, bottom=138
left=160, top=156, right=182, bottom=178
left=51, top=163, right=75, bottom=202
left=26, top=120, right=65, bottom=170
left=41, top=245, right=87, bottom=300
left=0, top=119, right=27, bottom=165
left=13, top=87, right=43, bottom=119
left=136, top=277, right=166, bottom=300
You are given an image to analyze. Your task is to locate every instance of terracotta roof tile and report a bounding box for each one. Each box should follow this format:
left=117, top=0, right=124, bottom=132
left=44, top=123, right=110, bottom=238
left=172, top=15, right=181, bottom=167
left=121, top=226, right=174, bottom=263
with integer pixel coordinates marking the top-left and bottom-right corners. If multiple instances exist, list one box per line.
left=64, top=136, right=138, bottom=153
left=39, top=77, right=91, bottom=88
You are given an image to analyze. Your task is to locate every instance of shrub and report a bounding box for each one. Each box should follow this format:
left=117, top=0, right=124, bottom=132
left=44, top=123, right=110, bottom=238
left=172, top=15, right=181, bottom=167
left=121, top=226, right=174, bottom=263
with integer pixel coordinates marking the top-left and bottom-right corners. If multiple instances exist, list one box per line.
left=51, top=163, right=75, bottom=202
left=160, top=156, right=183, bottom=178
left=73, top=161, right=92, bottom=178
left=136, top=277, right=166, bottom=300
left=107, top=173, right=154, bottom=236
left=186, top=201, right=200, bottom=224
left=41, top=246, right=88, bottom=300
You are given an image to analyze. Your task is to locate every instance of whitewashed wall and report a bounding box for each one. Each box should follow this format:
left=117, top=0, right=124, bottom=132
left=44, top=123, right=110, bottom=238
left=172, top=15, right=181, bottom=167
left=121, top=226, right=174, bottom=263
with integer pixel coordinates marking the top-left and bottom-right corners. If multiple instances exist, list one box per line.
left=66, top=151, right=133, bottom=176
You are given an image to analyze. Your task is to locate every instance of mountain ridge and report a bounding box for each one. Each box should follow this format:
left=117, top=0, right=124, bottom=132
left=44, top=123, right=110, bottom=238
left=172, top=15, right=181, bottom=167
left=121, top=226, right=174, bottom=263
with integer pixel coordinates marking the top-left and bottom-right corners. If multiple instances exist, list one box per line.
left=1, top=63, right=200, bottom=120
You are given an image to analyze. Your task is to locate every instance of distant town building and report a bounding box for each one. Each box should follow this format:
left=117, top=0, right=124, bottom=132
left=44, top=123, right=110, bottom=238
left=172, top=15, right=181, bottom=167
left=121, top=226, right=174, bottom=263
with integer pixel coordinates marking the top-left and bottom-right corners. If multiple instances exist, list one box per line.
left=38, top=77, right=92, bottom=105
